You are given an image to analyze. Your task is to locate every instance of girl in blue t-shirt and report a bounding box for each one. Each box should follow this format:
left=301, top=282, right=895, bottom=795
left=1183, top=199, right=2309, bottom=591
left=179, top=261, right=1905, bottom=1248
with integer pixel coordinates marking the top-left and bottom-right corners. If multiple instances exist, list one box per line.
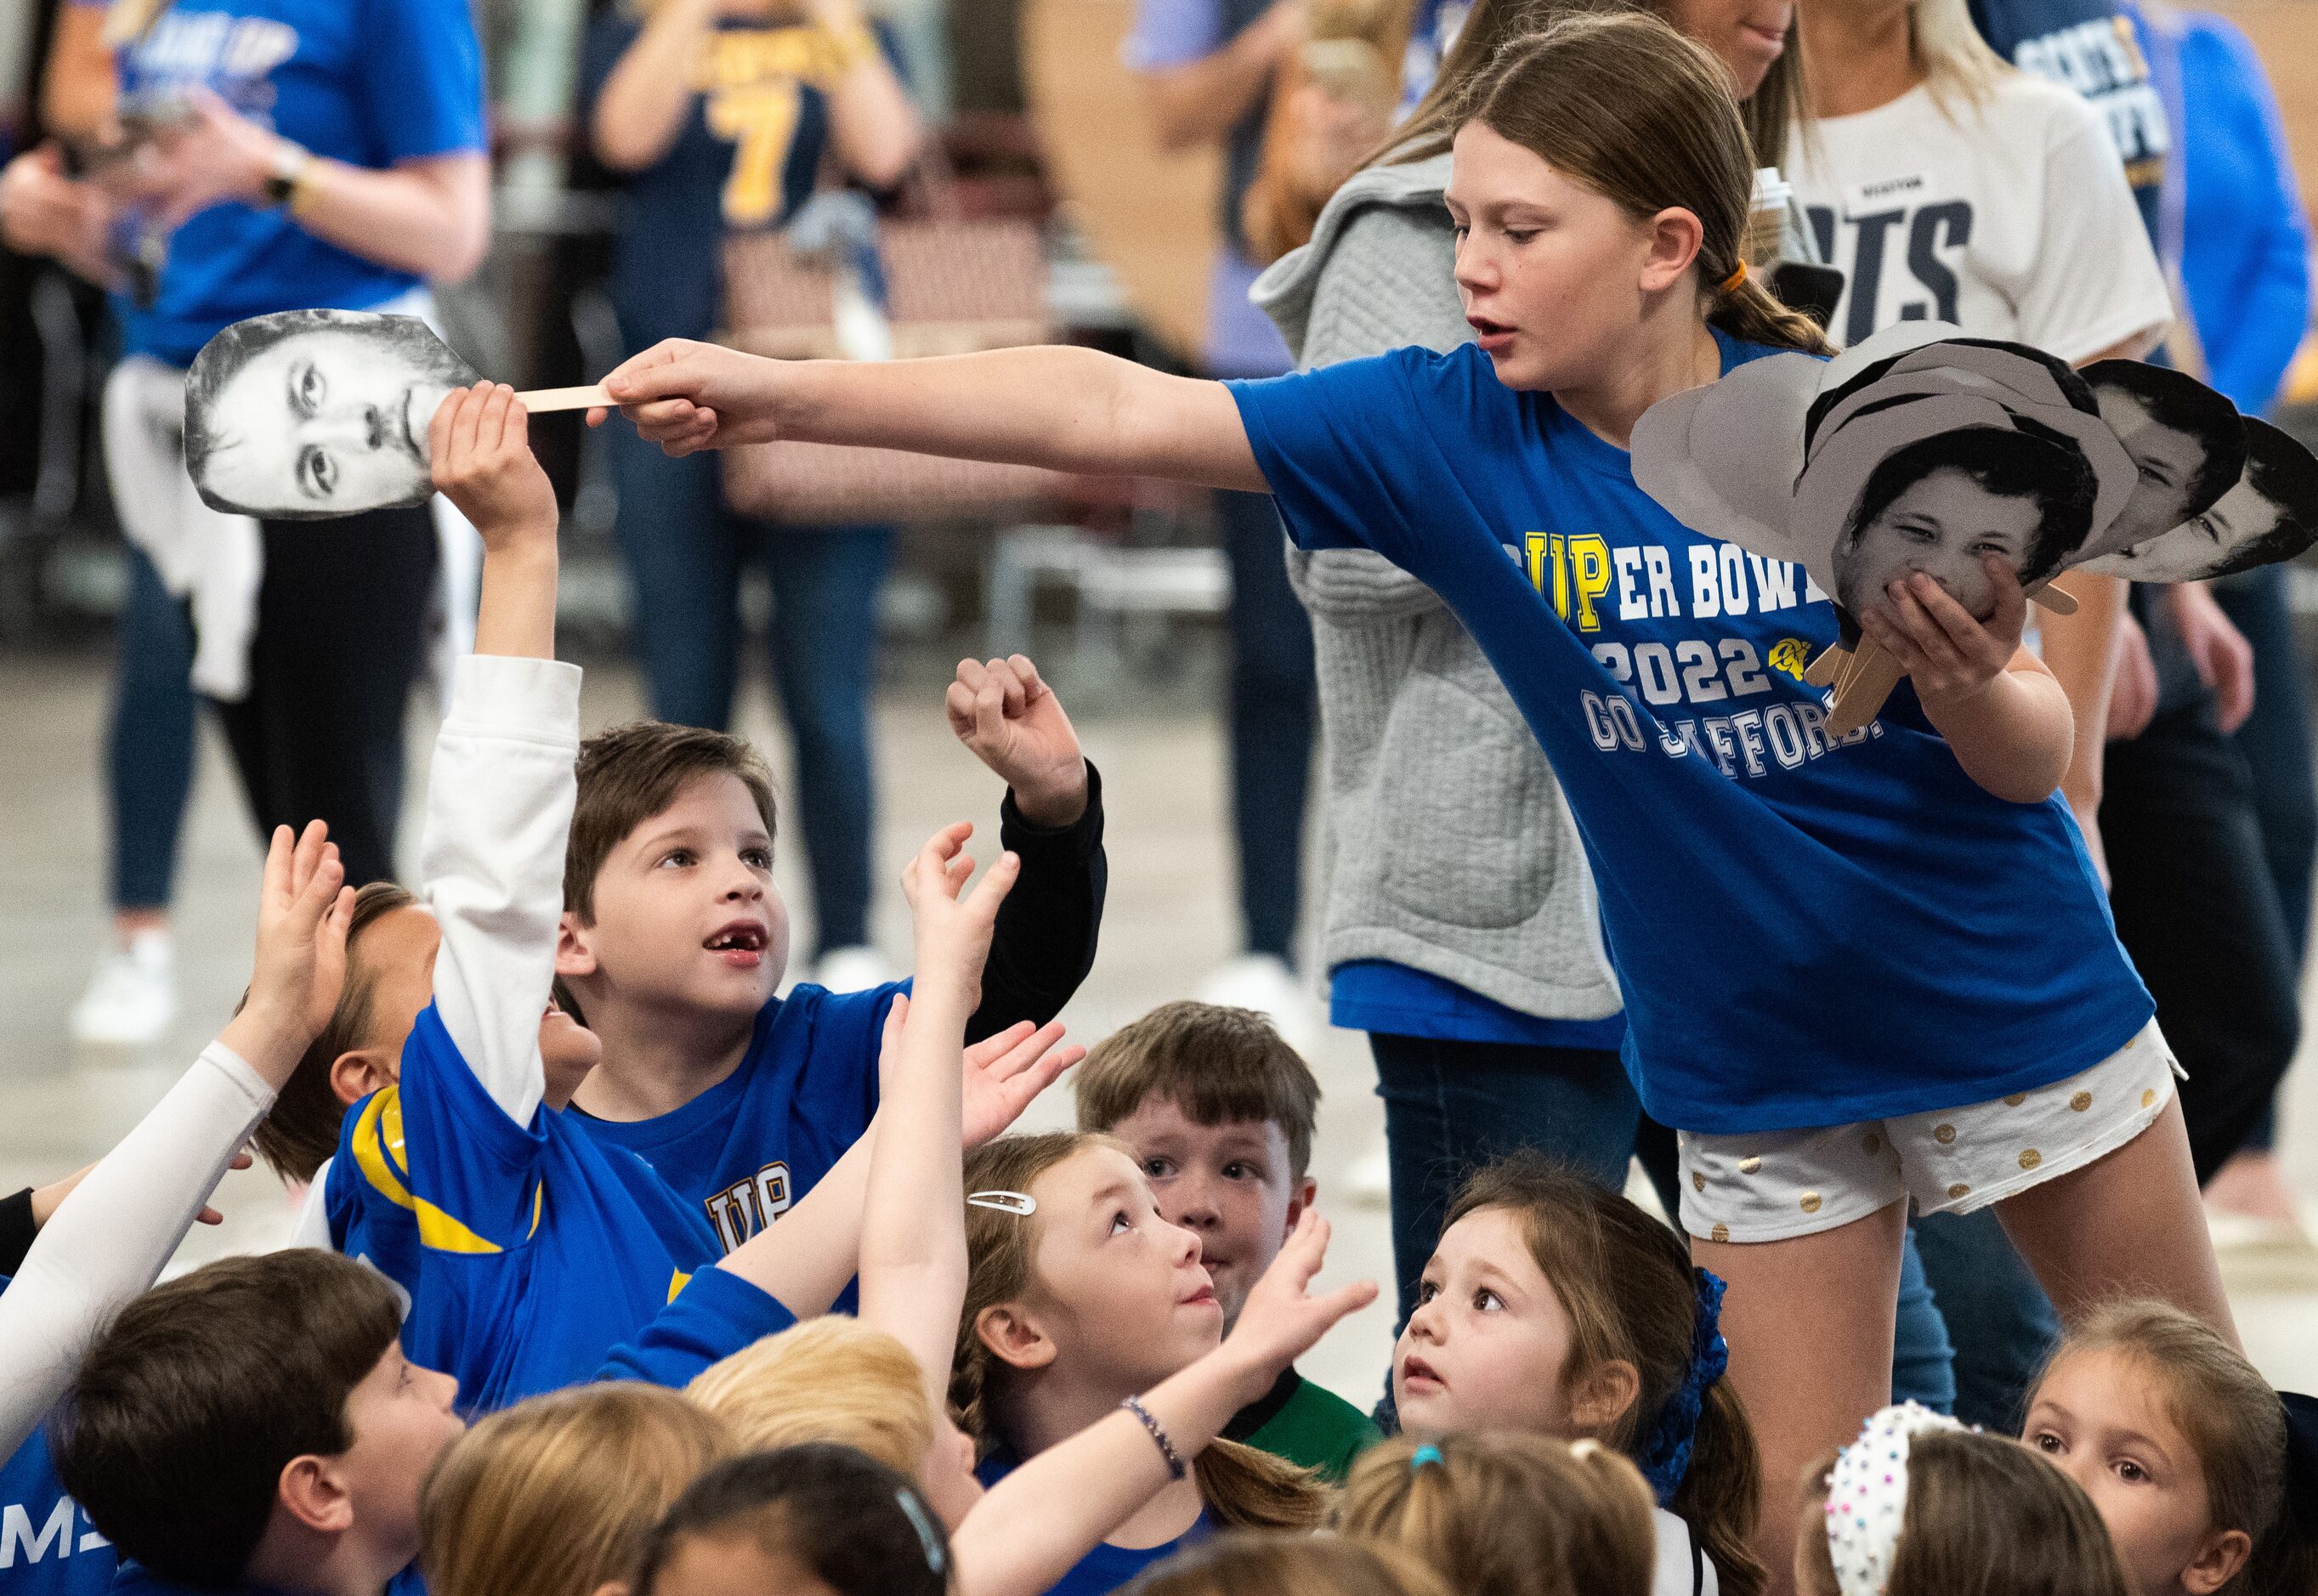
left=596, top=11, right=2235, bottom=1579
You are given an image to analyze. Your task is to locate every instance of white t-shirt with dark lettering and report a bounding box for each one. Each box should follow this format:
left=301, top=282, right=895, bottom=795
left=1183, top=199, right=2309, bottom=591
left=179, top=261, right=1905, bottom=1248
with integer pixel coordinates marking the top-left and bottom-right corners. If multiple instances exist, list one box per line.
left=1788, top=73, right=2171, bottom=359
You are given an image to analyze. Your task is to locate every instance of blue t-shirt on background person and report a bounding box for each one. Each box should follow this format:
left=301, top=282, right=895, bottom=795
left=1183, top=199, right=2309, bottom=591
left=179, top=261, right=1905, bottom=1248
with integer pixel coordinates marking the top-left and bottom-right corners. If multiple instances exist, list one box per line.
left=1969, top=0, right=2168, bottom=237
left=1229, top=335, right=2154, bottom=1135
left=575, top=9, right=908, bottom=351
left=0, top=1277, right=113, bottom=1596
left=77, top=0, right=485, bottom=366
left=972, top=1455, right=1214, bottom=1596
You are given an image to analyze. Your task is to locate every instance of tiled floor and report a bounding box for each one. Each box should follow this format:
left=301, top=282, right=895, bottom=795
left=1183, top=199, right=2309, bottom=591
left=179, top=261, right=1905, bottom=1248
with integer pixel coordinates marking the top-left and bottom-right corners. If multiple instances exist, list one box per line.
left=3, top=643, right=2314, bottom=1407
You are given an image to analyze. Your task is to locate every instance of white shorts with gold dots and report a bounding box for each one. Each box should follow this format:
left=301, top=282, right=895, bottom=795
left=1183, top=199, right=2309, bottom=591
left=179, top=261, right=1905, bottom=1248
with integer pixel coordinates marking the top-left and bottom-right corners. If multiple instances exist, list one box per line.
left=1676, top=1021, right=2184, bottom=1244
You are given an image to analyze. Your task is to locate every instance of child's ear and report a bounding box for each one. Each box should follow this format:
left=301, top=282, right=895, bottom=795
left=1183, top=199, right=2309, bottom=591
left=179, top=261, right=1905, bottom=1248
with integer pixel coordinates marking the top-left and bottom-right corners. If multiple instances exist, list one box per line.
left=2180, top=1528, right=2253, bottom=1595
left=1639, top=205, right=1705, bottom=296
left=974, top=1304, right=1057, bottom=1374
left=556, top=911, right=598, bottom=980
left=1283, top=1176, right=1316, bottom=1240
left=330, top=1048, right=398, bottom=1107
left=1567, top=1357, right=1642, bottom=1435
left=275, top=1454, right=354, bottom=1536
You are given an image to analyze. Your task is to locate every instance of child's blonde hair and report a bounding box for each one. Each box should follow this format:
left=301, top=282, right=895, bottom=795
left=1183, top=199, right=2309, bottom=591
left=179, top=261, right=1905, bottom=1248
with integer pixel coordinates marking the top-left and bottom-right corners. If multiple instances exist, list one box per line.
left=2039, top=1300, right=2306, bottom=1596
left=950, top=1132, right=1327, bottom=1532
left=687, top=1316, right=935, bottom=1476
left=1442, top=1155, right=1764, bottom=1596
left=418, top=1384, right=730, bottom=1596
left=1909, top=0, right=2010, bottom=109
left=1335, top=1432, right=1658, bottom=1596
left=1123, top=1530, right=1455, bottom=1596
left=1795, top=1429, right=2129, bottom=1596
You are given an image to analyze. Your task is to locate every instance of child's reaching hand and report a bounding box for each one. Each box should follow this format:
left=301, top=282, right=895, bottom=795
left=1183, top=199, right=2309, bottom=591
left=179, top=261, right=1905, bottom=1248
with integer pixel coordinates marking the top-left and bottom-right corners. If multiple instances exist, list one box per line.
left=1213, top=1209, right=1378, bottom=1409
left=430, top=383, right=558, bottom=552
left=1856, top=557, right=2029, bottom=706
left=947, top=655, right=1090, bottom=827
left=876, top=996, right=1087, bottom=1147
left=218, top=819, right=355, bottom=1084
left=900, top=822, right=1021, bottom=1011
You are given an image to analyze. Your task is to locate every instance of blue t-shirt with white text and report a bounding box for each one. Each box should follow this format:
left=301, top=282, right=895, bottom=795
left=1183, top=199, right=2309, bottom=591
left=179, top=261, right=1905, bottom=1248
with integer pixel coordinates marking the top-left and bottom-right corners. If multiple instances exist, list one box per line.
left=108, top=1564, right=427, bottom=1596
left=82, top=0, right=485, bottom=365
left=1229, top=337, right=2152, bottom=1135
left=0, top=1423, right=111, bottom=1596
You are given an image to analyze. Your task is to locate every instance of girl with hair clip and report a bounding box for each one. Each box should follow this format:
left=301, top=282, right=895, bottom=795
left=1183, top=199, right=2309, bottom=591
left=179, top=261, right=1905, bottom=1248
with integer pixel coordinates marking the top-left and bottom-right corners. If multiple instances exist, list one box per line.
left=2021, top=1299, right=2318, bottom=1596
left=1122, top=1531, right=1454, bottom=1596
left=1796, top=1403, right=2133, bottom=1596
left=1386, top=1156, right=1760, bottom=1596
left=632, top=1445, right=955, bottom=1596
left=683, top=866, right=1374, bottom=1595
left=947, top=1131, right=1373, bottom=1593
left=596, top=15, right=2231, bottom=1591
left=1336, top=1432, right=1661, bottom=1596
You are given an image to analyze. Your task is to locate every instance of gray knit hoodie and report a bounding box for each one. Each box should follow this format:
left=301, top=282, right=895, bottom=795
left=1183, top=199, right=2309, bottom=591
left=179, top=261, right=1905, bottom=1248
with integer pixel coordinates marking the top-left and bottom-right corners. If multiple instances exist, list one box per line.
left=1250, top=155, right=1623, bottom=1023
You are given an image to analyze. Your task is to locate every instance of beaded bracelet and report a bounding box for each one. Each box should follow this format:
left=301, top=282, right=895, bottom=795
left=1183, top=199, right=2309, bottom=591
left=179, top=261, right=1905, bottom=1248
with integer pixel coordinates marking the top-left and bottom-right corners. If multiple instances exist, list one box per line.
left=1121, top=1395, right=1186, bottom=1481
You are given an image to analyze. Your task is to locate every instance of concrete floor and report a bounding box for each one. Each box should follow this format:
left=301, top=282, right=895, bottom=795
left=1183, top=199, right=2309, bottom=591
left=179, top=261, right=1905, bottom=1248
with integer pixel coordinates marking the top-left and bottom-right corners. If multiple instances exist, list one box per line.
left=3, top=644, right=2315, bottom=1408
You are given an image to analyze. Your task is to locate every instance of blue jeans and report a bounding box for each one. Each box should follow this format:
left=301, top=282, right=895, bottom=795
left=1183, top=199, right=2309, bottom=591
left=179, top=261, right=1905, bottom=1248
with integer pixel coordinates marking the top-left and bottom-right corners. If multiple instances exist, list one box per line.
left=611, top=432, right=893, bottom=955
left=105, top=543, right=198, bottom=911
left=1217, top=491, right=1315, bottom=962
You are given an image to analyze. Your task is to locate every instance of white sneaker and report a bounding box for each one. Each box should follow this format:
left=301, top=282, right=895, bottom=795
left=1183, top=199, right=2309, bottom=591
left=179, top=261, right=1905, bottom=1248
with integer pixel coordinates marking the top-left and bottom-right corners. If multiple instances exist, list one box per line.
left=1196, top=953, right=1323, bottom=1055
left=1346, top=1136, right=1393, bottom=1208
left=70, top=929, right=177, bottom=1048
left=814, top=943, right=902, bottom=993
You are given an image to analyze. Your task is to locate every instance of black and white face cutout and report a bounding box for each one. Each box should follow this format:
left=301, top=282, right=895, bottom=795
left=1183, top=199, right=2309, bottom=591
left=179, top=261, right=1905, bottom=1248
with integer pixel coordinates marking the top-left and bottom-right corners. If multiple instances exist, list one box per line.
left=185, top=310, right=479, bottom=519
left=2072, top=362, right=2247, bottom=563
left=2083, top=418, right=2318, bottom=582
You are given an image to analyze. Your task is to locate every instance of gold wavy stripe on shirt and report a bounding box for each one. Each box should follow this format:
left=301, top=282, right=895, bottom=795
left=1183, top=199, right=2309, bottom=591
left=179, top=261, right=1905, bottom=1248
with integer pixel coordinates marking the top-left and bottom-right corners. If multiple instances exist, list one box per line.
left=349, top=1087, right=514, bottom=1256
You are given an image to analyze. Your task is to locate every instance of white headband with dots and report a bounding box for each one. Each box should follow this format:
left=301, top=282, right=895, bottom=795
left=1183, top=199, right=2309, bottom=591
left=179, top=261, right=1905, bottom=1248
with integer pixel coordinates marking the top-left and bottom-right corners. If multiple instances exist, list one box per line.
left=1825, top=1401, right=1964, bottom=1596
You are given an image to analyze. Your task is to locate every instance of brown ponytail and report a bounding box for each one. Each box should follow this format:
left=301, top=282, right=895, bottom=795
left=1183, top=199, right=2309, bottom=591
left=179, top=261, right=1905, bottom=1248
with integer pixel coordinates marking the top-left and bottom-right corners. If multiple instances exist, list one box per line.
left=1446, top=1156, right=1766, bottom=1596
left=950, top=1135, right=1327, bottom=1532
left=1450, top=13, right=1831, bottom=358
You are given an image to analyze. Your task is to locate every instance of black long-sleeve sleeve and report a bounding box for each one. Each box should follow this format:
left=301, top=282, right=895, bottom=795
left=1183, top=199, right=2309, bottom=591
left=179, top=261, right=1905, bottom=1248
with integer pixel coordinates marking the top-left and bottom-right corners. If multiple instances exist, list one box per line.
left=0, top=1187, right=37, bottom=1279
left=966, top=761, right=1108, bottom=1043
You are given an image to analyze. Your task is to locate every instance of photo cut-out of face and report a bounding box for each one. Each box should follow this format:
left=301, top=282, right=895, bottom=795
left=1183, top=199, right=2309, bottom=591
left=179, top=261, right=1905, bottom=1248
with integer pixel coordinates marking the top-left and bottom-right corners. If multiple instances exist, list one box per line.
left=2072, top=360, right=2247, bottom=563
left=2083, top=417, right=2318, bottom=583
left=185, top=310, right=479, bottom=519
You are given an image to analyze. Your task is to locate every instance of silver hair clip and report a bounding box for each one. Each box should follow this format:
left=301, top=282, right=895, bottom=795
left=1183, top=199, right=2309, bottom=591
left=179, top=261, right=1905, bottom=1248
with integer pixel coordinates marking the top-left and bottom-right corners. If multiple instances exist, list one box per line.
left=966, top=1190, right=1036, bottom=1216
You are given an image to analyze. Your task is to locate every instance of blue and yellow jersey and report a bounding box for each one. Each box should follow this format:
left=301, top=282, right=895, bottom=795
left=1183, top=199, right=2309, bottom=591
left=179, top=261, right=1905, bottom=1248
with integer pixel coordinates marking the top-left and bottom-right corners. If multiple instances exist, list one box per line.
left=326, top=1005, right=720, bottom=1414
left=577, top=10, right=912, bottom=350
left=570, top=982, right=893, bottom=1262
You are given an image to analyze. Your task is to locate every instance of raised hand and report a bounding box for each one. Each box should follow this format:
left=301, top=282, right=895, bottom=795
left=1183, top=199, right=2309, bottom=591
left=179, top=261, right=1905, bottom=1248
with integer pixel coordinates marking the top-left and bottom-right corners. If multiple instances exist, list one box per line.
left=947, top=654, right=1089, bottom=827
left=962, top=1018, right=1084, bottom=1147
left=430, top=383, right=558, bottom=551
left=899, top=821, right=1020, bottom=1011
left=1215, top=1208, right=1377, bottom=1406
left=220, top=820, right=355, bottom=1082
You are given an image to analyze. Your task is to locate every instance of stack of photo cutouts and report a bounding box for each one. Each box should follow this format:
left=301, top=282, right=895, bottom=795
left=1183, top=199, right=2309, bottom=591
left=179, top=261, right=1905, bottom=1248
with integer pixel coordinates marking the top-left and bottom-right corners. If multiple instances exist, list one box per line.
left=1635, top=321, right=2318, bottom=735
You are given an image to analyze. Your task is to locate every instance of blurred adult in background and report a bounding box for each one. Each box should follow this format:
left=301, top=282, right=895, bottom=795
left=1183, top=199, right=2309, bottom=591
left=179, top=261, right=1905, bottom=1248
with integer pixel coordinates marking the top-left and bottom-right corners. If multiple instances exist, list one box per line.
left=1129, top=0, right=1321, bottom=1038
left=581, top=0, right=921, bottom=990
left=0, top=0, right=487, bottom=1048
left=2117, top=0, right=2315, bottom=1248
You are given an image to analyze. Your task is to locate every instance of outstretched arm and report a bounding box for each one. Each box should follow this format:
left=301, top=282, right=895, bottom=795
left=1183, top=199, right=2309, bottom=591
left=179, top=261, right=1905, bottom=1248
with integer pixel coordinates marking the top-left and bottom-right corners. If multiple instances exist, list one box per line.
left=949, top=1211, right=1375, bottom=1596
left=0, top=823, right=354, bottom=1455
left=598, top=340, right=1268, bottom=491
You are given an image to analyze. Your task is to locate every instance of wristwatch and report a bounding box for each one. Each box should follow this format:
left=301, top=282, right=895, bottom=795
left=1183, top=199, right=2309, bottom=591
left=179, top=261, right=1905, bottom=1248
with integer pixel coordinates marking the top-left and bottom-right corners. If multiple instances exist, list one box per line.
left=261, top=141, right=313, bottom=211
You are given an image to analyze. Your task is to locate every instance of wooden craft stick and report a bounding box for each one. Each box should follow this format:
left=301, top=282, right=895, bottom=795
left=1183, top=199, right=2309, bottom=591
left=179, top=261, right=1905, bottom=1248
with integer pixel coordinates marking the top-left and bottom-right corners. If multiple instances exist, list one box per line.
left=2028, top=581, right=2077, bottom=615
left=1804, top=643, right=1850, bottom=688
left=514, top=384, right=613, bottom=413
left=1826, top=637, right=1905, bottom=738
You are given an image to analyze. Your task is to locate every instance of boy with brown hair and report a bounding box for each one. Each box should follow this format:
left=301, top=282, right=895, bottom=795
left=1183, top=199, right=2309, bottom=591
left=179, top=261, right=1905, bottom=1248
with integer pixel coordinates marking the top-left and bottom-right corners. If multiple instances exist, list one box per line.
left=1074, top=1000, right=1378, bottom=1480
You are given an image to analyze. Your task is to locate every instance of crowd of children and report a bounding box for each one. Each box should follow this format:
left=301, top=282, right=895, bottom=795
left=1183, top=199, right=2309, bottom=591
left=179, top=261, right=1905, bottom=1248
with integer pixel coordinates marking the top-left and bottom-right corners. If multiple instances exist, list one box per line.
left=8, top=8, right=2318, bottom=1596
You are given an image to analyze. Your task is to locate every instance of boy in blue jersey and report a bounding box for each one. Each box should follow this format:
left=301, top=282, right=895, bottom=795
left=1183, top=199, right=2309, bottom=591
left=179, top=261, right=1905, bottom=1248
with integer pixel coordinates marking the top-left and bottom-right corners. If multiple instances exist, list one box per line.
left=553, top=647, right=1108, bottom=1254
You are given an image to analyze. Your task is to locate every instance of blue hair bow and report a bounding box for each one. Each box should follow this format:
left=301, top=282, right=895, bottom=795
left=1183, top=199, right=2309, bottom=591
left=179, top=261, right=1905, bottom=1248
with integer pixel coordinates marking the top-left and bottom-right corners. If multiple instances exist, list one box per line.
left=1636, top=1267, right=1729, bottom=1506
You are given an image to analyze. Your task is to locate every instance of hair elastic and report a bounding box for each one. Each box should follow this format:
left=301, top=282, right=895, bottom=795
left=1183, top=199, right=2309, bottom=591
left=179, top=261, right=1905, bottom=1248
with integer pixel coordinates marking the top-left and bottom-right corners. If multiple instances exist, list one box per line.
left=966, top=1190, right=1036, bottom=1216
left=1824, top=1401, right=1963, bottom=1596
left=1410, top=1443, right=1445, bottom=1471
left=894, top=1488, right=948, bottom=1575
left=1719, top=260, right=1749, bottom=295
left=1636, top=1267, right=1729, bottom=1505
